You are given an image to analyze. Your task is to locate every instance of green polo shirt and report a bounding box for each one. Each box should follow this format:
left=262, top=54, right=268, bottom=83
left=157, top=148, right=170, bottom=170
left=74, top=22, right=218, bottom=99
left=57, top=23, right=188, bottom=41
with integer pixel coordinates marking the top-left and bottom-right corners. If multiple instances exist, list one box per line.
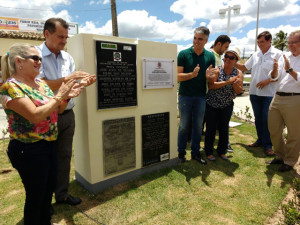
left=178, top=46, right=215, bottom=97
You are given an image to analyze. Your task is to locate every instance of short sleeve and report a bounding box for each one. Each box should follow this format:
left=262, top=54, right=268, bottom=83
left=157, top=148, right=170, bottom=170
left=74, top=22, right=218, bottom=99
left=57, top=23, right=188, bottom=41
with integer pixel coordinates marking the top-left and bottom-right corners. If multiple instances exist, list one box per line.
left=0, top=81, right=26, bottom=108
left=244, top=55, right=254, bottom=70
left=177, top=51, right=185, bottom=67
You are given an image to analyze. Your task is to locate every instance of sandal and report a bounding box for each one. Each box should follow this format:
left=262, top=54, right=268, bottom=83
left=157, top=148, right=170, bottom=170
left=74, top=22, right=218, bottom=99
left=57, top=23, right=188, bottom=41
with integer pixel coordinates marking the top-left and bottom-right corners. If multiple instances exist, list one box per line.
left=220, top=154, right=229, bottom=161
left=207, top=155, right=216, bottom=161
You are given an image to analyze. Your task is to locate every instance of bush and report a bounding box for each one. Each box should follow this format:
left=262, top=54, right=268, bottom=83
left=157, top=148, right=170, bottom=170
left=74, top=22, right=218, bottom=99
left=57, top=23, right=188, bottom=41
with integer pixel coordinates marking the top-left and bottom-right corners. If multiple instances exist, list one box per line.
left=281, top=178, right=300, bottom=225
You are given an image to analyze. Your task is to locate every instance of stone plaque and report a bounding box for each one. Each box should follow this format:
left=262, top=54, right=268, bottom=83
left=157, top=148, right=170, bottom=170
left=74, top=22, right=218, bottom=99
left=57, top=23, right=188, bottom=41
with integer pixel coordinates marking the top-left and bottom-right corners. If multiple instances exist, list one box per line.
left=96, top=41, right=137, bottom=109
left=142, top=58, right=175, bottom=89
left=103, top=117, right=136, bottom=176
left=142, top=112, right=170, bottom=167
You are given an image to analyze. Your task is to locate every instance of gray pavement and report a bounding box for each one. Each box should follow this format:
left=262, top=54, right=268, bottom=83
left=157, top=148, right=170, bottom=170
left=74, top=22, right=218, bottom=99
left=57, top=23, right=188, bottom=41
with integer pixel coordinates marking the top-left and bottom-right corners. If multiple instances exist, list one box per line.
left=233, top=92, right=254, bottom=122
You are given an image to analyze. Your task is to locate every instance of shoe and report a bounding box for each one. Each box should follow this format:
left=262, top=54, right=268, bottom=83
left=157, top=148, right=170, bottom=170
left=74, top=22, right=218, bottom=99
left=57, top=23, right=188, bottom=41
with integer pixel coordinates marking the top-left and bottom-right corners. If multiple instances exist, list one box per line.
left=56, top=194, right=82, bottom=206
left=220, top=154, right=229, bottom=161
left=178, top=157, right=186, bottom=163
left=50, top=205, right=54, bottom=216
left=266, top=158, right=284, bottom=164
left=248, top=142, right=261, bottom=147
left=192, top=154, right=207, bottom=164
left=264, top=148, right=275, bottom=157
left=207, top=155, right=216, bottom=161
left=278, top=164, right=293, bottom=172
left=227, top=144, right=234, bottom=153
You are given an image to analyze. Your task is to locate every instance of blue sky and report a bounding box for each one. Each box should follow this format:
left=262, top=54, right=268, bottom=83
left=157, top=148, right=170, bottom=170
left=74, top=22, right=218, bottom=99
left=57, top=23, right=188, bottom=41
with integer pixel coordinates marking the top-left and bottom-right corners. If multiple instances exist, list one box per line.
left=1, top=0, right=300, bottom=56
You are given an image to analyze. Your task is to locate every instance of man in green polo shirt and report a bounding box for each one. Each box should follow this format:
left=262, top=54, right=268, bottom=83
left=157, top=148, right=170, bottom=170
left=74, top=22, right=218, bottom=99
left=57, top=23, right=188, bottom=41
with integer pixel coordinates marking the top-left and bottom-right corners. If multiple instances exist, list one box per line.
left=177, top=26, right=215, bottom=163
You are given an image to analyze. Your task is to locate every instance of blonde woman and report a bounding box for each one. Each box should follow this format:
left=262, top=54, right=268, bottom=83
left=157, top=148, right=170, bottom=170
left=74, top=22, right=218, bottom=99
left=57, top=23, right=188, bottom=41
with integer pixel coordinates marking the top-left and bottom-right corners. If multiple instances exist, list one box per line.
left=0, top=43, right=81, bottom=225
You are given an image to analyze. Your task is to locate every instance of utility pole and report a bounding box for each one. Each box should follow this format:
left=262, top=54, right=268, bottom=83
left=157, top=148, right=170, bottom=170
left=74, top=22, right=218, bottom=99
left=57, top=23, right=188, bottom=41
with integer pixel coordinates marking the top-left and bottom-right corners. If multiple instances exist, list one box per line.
left=254, top=0, right=260, bottom=51
left=111, top=0, right=119, bottom=37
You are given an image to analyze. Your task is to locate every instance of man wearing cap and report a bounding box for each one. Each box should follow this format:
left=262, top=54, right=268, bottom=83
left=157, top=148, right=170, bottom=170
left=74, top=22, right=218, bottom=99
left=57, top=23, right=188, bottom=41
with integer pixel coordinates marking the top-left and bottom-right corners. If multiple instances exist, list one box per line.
left=267, top=30, right=300, bottom=172
left=177, top=26, right=215, bottom=164
left=235, top=31, right=282, bottom=156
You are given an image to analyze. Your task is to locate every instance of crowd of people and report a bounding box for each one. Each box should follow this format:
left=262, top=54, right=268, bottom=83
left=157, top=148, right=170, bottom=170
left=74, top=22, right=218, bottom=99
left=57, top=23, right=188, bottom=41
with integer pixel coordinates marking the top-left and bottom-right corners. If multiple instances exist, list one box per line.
left=177, top=26, right=300, bottom=175
left=1, top=17, right=300, bottom=225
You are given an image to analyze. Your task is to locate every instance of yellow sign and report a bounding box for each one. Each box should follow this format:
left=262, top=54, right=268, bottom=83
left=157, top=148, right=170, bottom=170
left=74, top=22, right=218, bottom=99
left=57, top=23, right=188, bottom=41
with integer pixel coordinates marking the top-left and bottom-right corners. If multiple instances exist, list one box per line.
left=0, top=17, right=19, bottom=30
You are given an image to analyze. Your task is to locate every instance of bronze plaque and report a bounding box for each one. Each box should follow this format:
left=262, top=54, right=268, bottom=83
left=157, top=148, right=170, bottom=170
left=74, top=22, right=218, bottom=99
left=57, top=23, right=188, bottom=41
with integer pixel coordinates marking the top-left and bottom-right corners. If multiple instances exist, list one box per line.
left=103, top=117, right=136, bottom=176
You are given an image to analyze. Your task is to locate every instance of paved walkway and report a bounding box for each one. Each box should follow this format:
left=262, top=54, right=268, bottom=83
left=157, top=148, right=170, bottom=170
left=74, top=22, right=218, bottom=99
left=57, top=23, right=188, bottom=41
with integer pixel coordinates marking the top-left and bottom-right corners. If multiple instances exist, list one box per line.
left=233, top=92, right=254, bottom=122
left=0, top=105, right=8, bottom=138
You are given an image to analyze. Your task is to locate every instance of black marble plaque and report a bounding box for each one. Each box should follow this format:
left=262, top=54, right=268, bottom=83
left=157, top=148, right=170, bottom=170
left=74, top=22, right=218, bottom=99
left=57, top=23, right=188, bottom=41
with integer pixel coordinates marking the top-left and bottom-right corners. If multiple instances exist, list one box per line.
left=142, top=112, right=170, bottom=167
left=96, top=41, right=137, bottom=109
left=103, top=117, right=136, bottom=176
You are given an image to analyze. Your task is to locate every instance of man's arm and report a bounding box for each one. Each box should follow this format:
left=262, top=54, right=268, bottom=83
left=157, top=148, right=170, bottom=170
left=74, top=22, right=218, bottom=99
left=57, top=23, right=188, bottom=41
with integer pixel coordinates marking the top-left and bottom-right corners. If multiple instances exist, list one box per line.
left=235, top=63, right=248, bottom=71
left=177, top=64, right=199, bottom=82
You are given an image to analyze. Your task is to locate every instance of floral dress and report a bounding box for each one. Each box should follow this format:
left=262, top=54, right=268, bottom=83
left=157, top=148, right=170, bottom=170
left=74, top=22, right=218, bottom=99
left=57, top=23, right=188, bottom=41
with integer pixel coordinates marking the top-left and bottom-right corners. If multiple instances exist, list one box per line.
left=0, top=78, right=58, bottom=143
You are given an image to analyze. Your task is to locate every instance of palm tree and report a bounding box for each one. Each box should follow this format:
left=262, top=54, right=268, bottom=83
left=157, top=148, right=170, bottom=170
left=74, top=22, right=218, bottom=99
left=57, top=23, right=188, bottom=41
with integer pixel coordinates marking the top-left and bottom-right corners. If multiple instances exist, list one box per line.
left=272, top=30, right=288, bottom=51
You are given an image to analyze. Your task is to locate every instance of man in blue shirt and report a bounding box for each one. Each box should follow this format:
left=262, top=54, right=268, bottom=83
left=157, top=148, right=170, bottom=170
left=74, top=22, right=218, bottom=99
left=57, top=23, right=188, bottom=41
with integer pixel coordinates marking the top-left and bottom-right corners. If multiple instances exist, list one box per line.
left=37, top=18, right=96, bottom=206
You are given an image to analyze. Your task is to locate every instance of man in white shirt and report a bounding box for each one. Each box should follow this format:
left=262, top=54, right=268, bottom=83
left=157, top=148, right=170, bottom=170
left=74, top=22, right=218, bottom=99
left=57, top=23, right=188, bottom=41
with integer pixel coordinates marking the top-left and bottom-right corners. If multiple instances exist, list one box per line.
left=267, top=30, right=300, bottom=172
left=235, top=31, right=282, bottom=156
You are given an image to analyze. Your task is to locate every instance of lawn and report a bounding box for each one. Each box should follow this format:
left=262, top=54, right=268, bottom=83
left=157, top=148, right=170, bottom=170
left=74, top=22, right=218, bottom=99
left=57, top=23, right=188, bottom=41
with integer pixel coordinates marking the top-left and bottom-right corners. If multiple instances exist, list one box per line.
left=0, top=120, right=294, bottom=225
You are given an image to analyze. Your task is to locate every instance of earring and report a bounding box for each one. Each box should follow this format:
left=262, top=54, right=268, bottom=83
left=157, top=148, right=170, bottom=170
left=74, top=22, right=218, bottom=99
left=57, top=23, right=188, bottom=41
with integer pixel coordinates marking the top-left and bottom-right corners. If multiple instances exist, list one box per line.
left=19, top=66, right=22, bottom=70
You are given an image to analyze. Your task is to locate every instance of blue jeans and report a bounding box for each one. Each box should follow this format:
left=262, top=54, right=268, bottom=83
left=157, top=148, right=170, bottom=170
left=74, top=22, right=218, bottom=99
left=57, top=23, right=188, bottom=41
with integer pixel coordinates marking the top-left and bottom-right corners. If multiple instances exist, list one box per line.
left=250, top=94, right=273, bottom=149
left=178, top=95, right=206, bottom=158
left=204, top=103, right=233, bottom=156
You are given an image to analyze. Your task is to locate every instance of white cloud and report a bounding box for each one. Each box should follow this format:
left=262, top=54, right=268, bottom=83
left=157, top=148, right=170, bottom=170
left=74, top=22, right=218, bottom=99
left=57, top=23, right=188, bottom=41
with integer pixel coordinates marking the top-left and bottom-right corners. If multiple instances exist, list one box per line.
left=79, top=10, right=195, bottom=41
left=229, top=24, right=300, bottom=57
left=122, top=0, right=143, bottom=2
left=0, top=0, right=73, bottom=21
left=170, top=0, right=300, bottom=35
left=89, top=0, right=102, bottom=5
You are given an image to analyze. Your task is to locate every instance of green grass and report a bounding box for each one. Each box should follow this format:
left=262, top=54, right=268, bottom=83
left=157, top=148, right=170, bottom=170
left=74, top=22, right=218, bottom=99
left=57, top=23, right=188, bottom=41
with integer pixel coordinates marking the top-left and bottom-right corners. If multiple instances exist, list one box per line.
left=0, top=121, right=294, bottom=225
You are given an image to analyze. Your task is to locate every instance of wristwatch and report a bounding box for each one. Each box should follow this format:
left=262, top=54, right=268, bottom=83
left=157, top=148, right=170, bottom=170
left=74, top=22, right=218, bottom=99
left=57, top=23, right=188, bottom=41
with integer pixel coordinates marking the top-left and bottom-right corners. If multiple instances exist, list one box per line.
left=286, top=68, right=293, bottom=73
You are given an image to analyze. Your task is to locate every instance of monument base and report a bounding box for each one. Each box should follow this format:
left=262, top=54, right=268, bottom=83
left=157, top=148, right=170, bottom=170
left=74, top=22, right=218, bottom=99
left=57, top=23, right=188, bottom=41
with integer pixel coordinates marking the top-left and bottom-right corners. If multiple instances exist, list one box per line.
left=75, top=158, right=178, bottom=194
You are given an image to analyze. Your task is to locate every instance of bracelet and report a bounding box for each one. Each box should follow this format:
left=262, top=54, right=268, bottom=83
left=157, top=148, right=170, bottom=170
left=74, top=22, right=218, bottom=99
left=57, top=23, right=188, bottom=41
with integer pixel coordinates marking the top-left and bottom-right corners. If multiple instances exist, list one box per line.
left=62, top=99, right=68, bottom=103
left=53, top=96, right=63, bottom=103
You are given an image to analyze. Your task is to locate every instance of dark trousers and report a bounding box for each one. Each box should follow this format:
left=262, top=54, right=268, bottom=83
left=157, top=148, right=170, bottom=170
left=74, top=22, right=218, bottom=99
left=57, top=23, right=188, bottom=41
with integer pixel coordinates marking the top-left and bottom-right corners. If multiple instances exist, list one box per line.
left=204, top=103, right=233, bottom=156
left=7, top=139, right=57, bottom=225
left=55, top=109, right=75, bottom=201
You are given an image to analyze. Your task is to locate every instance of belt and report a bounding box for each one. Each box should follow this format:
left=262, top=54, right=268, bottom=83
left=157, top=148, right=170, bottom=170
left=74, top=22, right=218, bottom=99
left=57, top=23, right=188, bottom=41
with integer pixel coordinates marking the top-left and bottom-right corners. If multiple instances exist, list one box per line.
left=276, top=92, right=300, bottom=96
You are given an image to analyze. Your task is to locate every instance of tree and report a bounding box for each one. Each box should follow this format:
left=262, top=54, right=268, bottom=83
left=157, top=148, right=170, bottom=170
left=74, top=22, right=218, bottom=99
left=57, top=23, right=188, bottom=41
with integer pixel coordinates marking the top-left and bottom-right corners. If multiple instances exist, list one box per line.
left=272, top=30, right=288, bottom=51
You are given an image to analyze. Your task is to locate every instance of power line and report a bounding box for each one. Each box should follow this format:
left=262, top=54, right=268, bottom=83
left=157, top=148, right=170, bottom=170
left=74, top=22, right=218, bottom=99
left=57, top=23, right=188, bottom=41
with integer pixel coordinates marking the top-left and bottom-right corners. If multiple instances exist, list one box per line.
left=0, top=5, right=111, bottom=12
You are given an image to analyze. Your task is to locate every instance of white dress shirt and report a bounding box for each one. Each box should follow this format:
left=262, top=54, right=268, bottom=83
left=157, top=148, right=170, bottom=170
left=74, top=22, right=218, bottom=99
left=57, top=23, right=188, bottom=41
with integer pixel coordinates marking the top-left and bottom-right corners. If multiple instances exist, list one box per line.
left=245, top=46, right=282, bottom=97
left=274, top=52, right=300, bottom=93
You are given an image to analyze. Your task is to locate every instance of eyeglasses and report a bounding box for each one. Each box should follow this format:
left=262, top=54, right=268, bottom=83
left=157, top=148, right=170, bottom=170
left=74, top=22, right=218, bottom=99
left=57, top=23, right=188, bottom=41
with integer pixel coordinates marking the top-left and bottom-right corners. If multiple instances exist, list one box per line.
left=24, top=55, right=42, bottom=62
left=224, top=54, right=237, bottom=60
left=288, top=40, right=300, bottom=45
